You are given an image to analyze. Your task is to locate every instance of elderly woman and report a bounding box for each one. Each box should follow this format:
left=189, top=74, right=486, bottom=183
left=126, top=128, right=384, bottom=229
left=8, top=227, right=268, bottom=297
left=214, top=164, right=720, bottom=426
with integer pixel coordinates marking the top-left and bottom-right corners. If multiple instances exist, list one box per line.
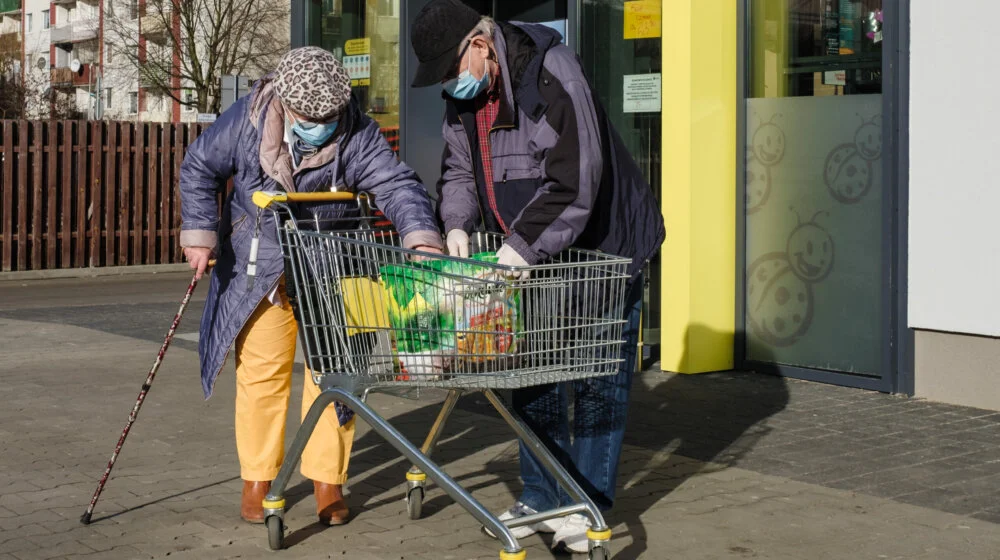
left=179, top=47, right=443, bottom=525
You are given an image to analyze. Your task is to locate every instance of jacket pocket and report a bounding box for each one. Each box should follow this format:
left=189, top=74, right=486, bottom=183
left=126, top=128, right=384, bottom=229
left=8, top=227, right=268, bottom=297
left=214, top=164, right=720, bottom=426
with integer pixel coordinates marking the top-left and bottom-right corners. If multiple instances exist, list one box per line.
left=494, top=175, right=544, bottom=229
left=231, top=213, right=249, bottom=232
left=500, top=168, right=543, bottom=182
left=223, top=214, right=249, bottom=242
left=221, top=213, right=250, bottom=257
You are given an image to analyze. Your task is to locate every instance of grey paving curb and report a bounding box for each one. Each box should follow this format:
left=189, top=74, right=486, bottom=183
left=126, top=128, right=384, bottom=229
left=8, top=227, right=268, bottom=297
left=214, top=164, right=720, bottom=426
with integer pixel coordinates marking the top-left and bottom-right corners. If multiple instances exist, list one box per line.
left=0, top=263, right=191, bottom=282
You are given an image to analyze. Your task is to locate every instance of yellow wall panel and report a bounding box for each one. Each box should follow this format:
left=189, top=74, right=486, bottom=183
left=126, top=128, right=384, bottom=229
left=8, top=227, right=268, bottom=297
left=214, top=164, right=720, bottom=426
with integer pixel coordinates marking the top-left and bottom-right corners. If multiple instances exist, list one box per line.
left=659, top=0, right=737, bottom=373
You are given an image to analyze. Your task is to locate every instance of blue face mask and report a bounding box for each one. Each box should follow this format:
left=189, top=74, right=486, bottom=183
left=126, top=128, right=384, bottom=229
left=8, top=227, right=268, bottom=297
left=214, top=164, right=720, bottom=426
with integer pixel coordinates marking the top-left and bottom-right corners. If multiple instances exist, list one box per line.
left=290, top=118, right=339, bottom=147
left=443, top=52, right=490, bottom=100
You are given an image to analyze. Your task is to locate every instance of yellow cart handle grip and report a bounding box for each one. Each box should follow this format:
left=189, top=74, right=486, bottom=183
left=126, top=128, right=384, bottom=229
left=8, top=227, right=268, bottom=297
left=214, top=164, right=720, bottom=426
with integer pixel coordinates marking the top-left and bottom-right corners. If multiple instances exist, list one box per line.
left=252, top=191, right=362, bottom=209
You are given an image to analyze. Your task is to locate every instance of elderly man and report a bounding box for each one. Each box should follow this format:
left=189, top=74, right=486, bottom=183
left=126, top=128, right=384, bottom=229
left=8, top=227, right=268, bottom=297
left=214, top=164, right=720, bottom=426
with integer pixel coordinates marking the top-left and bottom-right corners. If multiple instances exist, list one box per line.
left=179, top=47, right=443, bottom=526
left=410, top=0, right=665, bottom=553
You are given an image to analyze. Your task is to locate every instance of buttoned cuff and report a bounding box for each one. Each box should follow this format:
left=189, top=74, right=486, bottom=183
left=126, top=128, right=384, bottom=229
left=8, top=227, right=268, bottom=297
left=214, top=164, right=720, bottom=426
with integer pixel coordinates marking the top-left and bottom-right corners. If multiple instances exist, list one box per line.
left=443, top=218, right=475, bottom=235
left=505, top=234, right=543, bottom=265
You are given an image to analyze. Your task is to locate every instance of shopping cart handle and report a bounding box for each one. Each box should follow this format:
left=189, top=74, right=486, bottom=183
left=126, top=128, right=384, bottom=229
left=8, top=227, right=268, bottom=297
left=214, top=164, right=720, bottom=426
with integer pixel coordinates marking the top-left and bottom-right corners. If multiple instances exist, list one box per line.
left=252, top=190, right=362, bottom=209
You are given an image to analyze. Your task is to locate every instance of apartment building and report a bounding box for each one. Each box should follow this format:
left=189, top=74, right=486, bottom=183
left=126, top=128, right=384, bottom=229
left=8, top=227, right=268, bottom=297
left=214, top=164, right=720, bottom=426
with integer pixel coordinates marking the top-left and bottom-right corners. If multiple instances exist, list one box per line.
left=7, top=0, right=287, bottom=121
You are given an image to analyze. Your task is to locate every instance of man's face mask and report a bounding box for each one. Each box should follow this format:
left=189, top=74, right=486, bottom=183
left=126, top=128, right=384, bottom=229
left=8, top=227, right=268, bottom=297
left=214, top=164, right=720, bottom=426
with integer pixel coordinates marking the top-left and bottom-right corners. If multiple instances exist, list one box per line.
left=288, top=114, right=339, bottom=147
left=442, top=41, right=490, bottom=100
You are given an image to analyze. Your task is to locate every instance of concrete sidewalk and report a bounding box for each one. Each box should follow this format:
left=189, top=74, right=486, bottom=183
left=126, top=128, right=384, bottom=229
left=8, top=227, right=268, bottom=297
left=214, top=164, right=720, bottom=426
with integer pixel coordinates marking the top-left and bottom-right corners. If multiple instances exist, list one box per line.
left=0, top=273, right=998, bottom=559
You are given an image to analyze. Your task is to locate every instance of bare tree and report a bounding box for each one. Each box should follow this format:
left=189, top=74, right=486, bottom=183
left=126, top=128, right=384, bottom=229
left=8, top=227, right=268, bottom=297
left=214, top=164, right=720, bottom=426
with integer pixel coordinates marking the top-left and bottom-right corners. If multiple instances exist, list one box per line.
left=0, top=44, right=26, bottom=119
left=105, top=0, right=289, bottom=114
left=1, top=47, right=81, bottom=120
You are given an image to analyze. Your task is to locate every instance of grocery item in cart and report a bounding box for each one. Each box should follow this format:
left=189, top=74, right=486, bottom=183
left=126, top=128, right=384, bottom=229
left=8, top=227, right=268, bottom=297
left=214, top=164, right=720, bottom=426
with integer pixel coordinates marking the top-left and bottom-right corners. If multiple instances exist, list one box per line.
left=379, top=253, right=521, bottom=375
left=453, top=253, right=521, bottom=362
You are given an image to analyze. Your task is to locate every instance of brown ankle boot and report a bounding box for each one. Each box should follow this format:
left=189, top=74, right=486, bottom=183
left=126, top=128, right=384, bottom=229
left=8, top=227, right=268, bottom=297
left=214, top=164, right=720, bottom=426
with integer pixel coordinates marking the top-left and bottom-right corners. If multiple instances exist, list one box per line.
left=240, top=480, right=271, bottom=524
left=314, top=481, right=349, bottom=526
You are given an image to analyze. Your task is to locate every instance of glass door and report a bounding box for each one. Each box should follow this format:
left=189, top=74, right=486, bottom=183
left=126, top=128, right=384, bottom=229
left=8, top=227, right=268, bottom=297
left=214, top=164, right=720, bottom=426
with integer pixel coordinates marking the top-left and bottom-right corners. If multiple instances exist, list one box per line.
left=742, top=0, right=889, bottom=385
left=580, top=1, right=662, bottom=364
left=313, top=0, right=402, bottom=147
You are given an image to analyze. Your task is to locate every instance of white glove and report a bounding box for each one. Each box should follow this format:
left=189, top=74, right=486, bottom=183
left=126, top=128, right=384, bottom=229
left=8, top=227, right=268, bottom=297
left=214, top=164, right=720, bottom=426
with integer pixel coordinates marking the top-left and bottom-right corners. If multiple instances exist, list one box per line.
left=496, top=244, right=530, bottom=280
left=446, top=229, right=470, bottom=258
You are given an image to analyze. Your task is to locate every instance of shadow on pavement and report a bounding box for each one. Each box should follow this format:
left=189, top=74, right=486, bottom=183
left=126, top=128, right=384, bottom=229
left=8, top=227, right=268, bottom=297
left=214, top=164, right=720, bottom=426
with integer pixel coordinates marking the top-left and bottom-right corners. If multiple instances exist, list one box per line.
left=90, top=476, right=240, bottom=524
left=317, top=324, right=789, bottom=558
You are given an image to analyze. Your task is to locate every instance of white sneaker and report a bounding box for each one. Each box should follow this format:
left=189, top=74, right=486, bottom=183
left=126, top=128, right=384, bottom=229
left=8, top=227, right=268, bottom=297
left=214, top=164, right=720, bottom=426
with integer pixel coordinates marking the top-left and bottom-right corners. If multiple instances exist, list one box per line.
left=551, top=513, right=592, bottom=554
left=484, top=502, right=562, bottom=539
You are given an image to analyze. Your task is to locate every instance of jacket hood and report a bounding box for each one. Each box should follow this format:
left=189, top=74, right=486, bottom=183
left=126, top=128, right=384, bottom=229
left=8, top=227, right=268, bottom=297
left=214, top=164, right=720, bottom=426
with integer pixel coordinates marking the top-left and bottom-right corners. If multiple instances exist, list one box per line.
left=500, top=21, right=564, bottom=122
left=510, top=21, right=563, bottom=53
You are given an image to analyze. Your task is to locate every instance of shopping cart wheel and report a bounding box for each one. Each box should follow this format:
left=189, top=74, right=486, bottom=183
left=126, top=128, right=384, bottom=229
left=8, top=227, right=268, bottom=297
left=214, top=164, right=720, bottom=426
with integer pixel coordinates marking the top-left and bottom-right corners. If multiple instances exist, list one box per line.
left=587, top=528, right=612, bottom=560
left=406, top=486, right=424, bottom=520
left=266, top=515, right=284, bottom=550
left=588, top=545, right=609, bottom=560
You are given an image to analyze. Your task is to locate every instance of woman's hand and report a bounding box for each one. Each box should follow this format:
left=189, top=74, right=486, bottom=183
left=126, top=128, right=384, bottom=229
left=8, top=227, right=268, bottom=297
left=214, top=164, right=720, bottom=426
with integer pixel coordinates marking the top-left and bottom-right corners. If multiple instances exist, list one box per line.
left=183, top=247, right=214, bottom=280
left=410, top=245, right=445, bottom=262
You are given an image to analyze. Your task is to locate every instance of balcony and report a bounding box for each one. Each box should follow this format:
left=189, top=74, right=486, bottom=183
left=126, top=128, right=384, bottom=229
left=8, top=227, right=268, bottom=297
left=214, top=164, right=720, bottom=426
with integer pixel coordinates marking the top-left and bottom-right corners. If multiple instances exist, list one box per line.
left=141, top=15, right=169, bottom=42
left=0, top=31, right=20, bottom=57
left=140, top=5, right=172, bottom=43
left=50, top=18, right=99, bottom=45
left=50, top=63, right=94, bottom=89
left=0, top=0, right=19, bottom=16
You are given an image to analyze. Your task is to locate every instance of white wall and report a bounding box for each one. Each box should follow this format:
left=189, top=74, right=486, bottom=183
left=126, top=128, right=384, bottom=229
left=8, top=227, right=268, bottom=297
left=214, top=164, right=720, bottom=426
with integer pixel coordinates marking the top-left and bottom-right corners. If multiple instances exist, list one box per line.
left=909, top=1, right=1000, bottom=337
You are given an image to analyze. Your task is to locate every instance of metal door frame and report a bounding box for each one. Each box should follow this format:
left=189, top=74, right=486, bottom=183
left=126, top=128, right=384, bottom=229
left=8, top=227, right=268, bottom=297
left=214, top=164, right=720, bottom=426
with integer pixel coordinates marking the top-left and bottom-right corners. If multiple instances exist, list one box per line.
left=735, top=1, right=912, bottom=394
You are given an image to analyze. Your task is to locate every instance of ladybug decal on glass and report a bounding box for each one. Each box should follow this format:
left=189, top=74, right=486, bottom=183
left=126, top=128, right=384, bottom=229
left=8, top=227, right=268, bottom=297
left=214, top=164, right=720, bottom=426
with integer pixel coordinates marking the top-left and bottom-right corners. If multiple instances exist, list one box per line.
left=824, top=114, right=882, bottom=204
left=747, top=210, right=834, bottom=347
left=746, top=148, right=771, bottom=214
left=747, top=114, right=785, bottom=214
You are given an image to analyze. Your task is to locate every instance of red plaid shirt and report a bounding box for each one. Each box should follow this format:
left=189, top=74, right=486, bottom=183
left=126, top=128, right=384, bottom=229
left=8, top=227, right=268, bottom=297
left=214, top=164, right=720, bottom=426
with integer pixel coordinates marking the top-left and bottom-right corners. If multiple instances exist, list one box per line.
left=475, top=79, right=508, bottom=234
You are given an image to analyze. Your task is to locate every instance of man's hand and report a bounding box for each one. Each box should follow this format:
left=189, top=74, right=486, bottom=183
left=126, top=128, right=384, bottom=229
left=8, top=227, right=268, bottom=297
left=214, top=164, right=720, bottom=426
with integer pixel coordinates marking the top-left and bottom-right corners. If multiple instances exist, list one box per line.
left=446, top=230, right=470, bottom=258
left=496, top=244, right=530, bottom=280
left=183, top=247, right=214, bottom=280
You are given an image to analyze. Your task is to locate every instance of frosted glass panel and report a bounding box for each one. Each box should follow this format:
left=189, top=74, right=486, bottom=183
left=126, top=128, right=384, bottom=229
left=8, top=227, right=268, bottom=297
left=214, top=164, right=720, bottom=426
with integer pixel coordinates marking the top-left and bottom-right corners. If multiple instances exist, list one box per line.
left=745, top=94, right=883, bottom=373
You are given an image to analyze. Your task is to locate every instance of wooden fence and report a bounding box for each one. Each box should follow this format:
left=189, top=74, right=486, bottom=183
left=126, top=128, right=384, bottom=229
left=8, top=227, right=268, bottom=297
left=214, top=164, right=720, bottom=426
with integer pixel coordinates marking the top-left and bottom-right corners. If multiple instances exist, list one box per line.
left=0, top=120, right=210, bottom=272
left=0, top=120, right=404, bottom=273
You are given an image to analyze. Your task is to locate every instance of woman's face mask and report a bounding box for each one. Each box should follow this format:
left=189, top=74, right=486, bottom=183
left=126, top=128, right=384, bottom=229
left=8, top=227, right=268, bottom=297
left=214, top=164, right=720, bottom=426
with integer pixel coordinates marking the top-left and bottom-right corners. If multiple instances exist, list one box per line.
left=288, top=114, right=339, bottom=147
left=442, top=43, right=490, bottom=100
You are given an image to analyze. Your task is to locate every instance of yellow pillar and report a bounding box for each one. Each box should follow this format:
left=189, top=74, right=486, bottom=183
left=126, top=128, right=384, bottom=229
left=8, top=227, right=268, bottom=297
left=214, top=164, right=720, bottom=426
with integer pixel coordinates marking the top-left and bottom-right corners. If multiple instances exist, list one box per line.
left=659, top=0, right=737, bottom=373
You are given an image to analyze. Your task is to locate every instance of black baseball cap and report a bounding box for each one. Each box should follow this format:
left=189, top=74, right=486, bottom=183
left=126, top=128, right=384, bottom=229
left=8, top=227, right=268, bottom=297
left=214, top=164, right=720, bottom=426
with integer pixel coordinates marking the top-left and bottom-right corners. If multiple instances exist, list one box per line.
left=410, top=0, right=482, bottom=87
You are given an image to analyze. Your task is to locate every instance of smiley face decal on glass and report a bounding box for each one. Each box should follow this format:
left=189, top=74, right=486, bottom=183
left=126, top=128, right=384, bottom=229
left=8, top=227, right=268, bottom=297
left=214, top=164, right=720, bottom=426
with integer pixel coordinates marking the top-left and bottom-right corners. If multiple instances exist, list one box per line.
left=824, top=114, right=882, bottom=204
left=747, top=210, right=834, bottom=347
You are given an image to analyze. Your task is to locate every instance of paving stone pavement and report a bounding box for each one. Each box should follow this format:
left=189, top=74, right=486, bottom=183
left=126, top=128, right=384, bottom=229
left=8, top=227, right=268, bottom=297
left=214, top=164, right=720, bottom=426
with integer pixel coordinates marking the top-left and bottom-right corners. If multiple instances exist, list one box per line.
left=0, top=273, right=999, bottom=559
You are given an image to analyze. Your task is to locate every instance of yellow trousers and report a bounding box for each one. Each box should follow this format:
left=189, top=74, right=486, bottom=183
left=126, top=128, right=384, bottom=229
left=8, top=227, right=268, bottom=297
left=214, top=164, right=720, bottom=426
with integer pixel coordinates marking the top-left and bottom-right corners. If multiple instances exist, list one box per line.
left=234, top=283, right=355, bottom=484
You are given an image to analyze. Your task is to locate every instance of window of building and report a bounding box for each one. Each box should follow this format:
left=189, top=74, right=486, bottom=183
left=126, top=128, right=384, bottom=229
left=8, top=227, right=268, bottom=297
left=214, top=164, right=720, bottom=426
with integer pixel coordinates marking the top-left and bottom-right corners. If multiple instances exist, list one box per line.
left=183, top=89, right=196, bottom=111
left=130, top=0, right=139, bottom=20
left=105, top=88, right=112, bottom=110
left=26, top=13, right=31, bottom=32
left=128, top=92, right=138, bottom=114
left=105, top=43, right=113, bottom=64
left=41, top=10, right=49, bottom=29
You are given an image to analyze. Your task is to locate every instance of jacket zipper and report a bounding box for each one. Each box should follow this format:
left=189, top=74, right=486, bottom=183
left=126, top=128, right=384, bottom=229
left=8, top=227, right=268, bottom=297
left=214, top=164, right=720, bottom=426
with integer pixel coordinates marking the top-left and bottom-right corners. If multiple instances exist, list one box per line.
left=455, top=113, right=489, bottom=229
left=486, top=123, right=515, bottom=234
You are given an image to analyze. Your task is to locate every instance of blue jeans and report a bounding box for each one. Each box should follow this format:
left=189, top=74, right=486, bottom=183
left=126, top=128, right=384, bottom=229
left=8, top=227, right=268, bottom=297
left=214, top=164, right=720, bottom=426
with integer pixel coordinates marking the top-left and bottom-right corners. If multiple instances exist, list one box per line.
left=512, top=276, right=643, bottom=513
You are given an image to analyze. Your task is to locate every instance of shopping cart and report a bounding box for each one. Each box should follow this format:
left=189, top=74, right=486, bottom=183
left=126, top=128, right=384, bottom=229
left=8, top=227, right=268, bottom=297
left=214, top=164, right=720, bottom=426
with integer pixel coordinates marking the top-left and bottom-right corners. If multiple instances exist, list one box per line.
left=252, top=191, right=631, bottom=560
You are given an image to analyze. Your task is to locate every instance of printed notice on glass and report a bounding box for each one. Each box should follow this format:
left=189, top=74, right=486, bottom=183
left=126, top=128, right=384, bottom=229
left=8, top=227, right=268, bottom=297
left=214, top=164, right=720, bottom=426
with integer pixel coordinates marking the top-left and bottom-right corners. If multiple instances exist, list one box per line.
left=624, top=0, right=661, bottom=39
left=623, top=73, right=661, bottom=113
left=344, top=54, right=371, bottom=87
left=344, top=38, right=370, bottom=55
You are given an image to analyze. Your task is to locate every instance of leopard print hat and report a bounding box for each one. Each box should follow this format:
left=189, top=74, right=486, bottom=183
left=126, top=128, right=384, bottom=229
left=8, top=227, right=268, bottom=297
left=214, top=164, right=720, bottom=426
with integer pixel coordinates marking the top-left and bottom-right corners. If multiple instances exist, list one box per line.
left=273, top=47, right=352, bottom=121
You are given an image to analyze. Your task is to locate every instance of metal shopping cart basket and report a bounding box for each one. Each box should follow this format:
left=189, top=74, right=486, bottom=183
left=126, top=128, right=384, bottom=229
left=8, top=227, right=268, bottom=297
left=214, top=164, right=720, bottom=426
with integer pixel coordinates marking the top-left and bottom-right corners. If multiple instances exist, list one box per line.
left=252, top=191, right=631, bottom=560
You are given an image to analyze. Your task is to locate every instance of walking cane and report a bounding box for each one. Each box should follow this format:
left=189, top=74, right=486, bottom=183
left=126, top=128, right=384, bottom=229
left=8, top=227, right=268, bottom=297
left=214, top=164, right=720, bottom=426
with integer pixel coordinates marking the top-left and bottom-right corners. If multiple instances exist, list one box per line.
left=80, top=260, right=214, bottom=525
